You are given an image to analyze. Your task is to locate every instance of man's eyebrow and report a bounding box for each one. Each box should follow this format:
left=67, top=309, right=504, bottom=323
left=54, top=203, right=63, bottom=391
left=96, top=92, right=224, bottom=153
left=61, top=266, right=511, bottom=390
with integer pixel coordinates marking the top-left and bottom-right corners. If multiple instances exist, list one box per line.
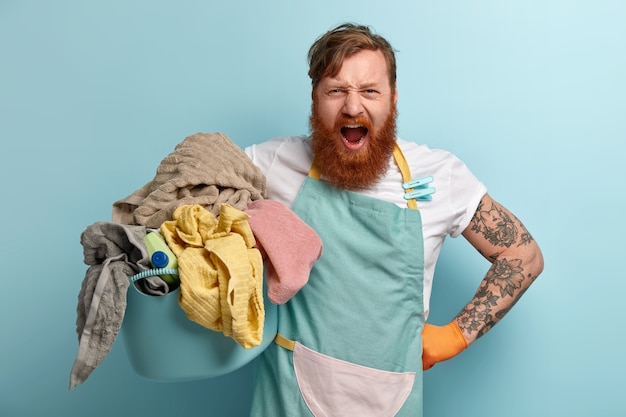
left=324, top=80, right=382, bottom=89
left=324, top=78, right=347, bottom=87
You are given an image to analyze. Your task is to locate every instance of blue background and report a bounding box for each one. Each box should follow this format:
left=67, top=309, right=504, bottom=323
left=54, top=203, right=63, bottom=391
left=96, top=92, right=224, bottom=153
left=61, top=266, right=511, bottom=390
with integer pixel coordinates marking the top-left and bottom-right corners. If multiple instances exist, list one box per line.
left=1, top=1, right=625, bottom=416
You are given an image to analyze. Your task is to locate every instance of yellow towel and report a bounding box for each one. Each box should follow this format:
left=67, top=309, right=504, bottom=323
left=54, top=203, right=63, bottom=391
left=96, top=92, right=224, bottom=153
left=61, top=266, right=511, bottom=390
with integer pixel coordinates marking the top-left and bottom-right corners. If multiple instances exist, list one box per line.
left=161, top=204, right=264, bottom=349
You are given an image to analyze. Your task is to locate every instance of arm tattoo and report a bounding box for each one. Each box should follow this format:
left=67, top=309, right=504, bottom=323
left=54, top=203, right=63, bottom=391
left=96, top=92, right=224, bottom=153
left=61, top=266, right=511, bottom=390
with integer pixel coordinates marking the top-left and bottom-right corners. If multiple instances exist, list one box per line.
left=457, top=199, right=541, bottom=339
left=469, top=201, right=534, bottom=248
left=456, top=258, right=538, bottom=338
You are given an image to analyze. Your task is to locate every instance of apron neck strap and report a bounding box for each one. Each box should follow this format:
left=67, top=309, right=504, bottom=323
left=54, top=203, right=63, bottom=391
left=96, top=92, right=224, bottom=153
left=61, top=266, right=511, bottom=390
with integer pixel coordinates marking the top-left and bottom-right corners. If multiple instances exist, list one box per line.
left=309, top=159, right=322, bottom=180
left=308, top=143, right=418, bottom=210
left=392, top=144, right=418, bottom=210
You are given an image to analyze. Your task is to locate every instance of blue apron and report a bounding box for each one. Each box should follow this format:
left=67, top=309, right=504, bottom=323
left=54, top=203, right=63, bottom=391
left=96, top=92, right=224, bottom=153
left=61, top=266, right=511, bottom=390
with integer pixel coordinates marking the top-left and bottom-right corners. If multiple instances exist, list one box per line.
left=250, top=145, right=425, bottom=417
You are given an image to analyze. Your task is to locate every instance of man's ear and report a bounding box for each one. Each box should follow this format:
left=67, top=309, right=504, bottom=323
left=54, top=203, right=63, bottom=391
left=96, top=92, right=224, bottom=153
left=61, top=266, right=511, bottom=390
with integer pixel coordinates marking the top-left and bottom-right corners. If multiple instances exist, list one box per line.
left=393, top=88, right=398, bottom=104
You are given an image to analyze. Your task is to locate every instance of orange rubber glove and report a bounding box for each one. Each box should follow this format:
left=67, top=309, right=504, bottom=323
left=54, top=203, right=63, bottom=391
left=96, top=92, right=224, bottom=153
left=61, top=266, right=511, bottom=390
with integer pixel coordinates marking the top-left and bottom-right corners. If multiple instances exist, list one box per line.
left=422, top=321, right=468, bottom=370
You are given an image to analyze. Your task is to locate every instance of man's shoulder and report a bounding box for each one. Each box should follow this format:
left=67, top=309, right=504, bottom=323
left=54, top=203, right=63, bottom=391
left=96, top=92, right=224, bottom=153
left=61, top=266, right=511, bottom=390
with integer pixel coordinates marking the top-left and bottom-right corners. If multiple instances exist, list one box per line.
left=246, top=135, right=309, bottom=154
left=245, top=135, right=312, bottom=175
left=396, top=138, right=458, bottom=164
left=259, top=134, right=309, bottom=146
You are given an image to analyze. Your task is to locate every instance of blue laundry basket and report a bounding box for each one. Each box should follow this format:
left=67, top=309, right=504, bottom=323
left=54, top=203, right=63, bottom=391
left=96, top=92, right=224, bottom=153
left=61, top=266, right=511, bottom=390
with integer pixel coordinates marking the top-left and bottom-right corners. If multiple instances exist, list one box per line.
left=122, top=279, right=277, bottom=382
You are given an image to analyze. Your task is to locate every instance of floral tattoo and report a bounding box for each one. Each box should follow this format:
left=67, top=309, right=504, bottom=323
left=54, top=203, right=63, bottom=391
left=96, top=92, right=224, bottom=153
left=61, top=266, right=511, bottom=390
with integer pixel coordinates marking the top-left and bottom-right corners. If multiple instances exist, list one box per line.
left=457, top=258, right=529, bottom=337
left=470, top=201, right=533, bottom=249
left=457, top=201, right=538, bottom=338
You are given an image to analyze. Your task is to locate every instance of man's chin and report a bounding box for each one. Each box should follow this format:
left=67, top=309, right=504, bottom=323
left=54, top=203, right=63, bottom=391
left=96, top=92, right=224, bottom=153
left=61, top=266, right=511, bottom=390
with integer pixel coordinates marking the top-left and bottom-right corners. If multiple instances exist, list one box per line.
left=311, top=137, right=390, bottom=190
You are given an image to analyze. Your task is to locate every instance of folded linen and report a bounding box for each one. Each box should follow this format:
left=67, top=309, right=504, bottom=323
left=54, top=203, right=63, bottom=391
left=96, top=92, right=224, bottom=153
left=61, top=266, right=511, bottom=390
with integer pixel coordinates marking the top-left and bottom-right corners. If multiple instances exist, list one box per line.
left=112, top=132, right=267, bottom=228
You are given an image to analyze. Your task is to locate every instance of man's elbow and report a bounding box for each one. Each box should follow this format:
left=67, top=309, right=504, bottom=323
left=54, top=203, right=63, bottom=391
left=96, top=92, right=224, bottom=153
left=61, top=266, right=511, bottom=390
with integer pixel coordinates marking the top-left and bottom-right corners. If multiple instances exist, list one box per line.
left=529, top=242, right=545, bottom=279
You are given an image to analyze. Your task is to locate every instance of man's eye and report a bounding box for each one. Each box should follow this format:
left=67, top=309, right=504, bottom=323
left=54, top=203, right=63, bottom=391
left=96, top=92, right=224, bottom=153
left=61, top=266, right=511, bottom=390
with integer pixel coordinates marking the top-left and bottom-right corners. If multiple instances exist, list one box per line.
left=328, top=89, right=345, bottom=96
left=362, top=89, right=380, bottom=97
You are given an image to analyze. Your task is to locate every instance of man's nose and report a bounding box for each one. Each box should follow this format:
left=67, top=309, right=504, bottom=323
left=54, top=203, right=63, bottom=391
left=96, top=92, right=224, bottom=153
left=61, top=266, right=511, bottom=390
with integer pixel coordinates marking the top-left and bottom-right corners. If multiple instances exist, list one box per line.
left=342, top=91, right=364, bottom=117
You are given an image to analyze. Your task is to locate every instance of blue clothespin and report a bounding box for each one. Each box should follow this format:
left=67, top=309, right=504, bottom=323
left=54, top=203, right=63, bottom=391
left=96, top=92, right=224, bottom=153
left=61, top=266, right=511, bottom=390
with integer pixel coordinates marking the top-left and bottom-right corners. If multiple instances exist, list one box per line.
left=404, top=187, right=435, bottom=201
left=403, top=176, right=435, bottom=201
left=403, top=176, right=434, bottom=190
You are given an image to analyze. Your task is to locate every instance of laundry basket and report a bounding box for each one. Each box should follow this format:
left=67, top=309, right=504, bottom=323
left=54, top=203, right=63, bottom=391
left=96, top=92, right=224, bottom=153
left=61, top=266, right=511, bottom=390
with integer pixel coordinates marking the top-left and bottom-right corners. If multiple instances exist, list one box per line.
left=121, top=279, right=277, bottom=382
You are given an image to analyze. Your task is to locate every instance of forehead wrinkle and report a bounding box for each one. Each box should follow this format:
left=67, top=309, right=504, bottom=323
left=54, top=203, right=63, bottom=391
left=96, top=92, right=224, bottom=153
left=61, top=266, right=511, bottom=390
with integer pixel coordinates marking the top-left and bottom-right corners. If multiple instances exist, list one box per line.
left=325, top=76, right=383, bottom=91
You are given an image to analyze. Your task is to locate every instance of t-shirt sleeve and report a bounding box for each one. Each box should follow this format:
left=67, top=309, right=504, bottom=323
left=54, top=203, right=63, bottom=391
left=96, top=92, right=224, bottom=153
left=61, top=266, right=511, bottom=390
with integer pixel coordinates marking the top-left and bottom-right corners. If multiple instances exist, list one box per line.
left=446, top=154, right=487, bottom=238
left=244, top=136, right=311, bottom=207
left=245, top=138, right=282, bottom=175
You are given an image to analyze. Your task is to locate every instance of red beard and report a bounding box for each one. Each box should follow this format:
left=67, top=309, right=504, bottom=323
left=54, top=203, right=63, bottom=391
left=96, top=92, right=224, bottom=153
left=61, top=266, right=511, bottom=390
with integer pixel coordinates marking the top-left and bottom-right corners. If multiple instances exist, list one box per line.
left=309, top=100, right=398, bottom=190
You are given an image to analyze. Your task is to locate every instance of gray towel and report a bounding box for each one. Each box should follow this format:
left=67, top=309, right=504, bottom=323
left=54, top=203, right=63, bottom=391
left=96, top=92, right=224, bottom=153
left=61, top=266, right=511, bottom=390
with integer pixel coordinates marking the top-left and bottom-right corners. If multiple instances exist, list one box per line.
left=69, top=222, right=160, bottom=389
left=111, top=132, right=267, bottom=228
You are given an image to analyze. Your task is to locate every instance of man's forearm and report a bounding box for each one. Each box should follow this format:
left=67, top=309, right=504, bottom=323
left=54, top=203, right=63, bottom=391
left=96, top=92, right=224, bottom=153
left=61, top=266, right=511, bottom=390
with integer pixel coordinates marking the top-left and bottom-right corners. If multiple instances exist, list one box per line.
left=454, top=255, right=542, bottom=345
left=456, top=195, right=545, bottom=346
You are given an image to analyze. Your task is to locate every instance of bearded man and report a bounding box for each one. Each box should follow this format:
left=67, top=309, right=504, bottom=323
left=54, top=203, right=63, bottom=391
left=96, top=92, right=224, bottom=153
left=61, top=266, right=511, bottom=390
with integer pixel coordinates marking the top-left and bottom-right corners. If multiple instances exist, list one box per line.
left=245, top=23, right=543, bottom=417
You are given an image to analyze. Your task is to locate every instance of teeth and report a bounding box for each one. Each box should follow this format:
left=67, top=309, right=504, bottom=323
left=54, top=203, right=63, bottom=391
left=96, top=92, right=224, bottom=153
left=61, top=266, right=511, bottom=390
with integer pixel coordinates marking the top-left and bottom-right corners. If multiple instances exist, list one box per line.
left=342, top=136, right=364, bottom=144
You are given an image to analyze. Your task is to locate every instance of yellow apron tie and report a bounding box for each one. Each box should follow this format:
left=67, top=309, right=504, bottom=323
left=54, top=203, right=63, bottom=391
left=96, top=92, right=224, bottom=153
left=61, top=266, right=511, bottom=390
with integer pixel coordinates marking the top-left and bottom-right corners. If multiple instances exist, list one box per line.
left=275, top=333, right=296, bottom=351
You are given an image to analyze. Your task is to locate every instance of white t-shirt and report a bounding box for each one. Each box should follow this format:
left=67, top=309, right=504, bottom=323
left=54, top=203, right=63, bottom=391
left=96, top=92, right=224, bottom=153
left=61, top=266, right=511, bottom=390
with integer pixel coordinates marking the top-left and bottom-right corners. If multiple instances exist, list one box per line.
left=245, top=136, right=487, bottom=317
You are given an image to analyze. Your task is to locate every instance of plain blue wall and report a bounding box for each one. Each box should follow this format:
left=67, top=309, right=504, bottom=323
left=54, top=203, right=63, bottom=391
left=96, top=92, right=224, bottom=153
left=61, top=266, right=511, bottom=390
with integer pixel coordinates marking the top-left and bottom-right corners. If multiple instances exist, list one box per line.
left=1, top=1, right=625, bottom=416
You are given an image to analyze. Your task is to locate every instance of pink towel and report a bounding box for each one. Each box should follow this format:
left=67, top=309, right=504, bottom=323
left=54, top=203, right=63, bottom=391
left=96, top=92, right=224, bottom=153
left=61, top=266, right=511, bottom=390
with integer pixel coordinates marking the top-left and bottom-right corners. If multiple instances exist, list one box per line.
left=245, top=200, right=323, bottom=304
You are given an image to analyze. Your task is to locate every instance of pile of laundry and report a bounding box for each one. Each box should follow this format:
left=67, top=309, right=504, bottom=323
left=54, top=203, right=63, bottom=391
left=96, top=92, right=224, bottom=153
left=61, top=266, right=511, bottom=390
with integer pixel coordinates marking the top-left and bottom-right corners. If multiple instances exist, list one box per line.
left=69, top=132, right=322, bottom=389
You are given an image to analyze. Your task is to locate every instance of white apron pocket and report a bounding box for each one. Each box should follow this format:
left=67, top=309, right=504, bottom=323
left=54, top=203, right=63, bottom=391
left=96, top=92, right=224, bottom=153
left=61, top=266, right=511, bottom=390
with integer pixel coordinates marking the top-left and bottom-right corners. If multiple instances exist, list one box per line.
left=293, top=342, right=415, bottom=417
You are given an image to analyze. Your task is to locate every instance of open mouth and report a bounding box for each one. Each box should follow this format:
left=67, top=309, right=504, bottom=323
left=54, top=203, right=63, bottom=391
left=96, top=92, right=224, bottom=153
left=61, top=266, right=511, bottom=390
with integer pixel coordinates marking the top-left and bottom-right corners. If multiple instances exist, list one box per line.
left=340, top=125, right=368, bottom=149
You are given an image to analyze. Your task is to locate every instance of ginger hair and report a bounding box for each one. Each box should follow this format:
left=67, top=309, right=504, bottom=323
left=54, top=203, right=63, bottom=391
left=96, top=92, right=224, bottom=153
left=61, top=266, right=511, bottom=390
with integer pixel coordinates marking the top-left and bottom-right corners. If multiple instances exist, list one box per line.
left=307, top=23, right=397, bottom=90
